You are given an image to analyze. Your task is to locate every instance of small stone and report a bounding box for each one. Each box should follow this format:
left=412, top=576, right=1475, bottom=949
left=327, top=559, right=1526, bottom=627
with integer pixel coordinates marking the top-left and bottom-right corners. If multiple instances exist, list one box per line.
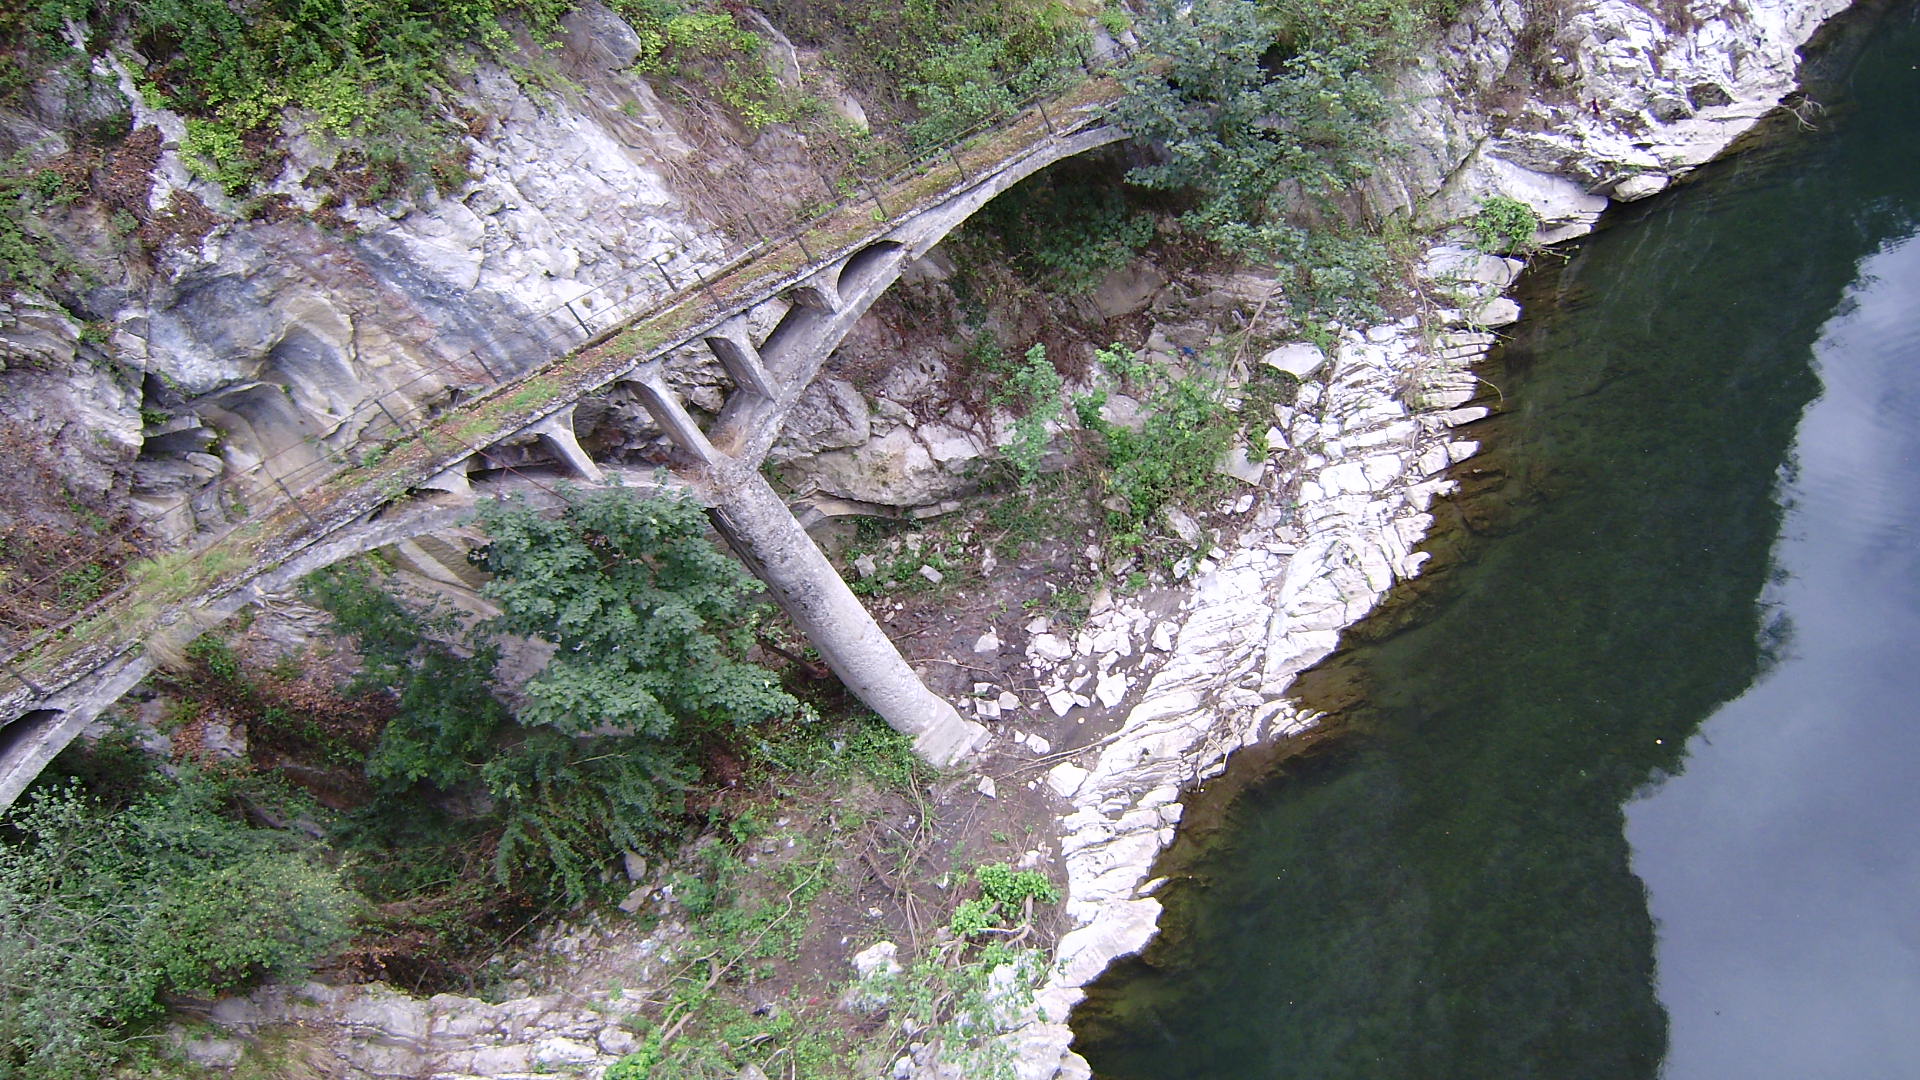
left=618, top=885, right=649, bottom=914
left=1262, top=342, right=1326, bottom=378
left=918, top=564, right=944, bottom=585
left=1047, top=763, right=1089, bottom=797
left=1464, top=297, right=1521, bottom=327
left=533, top=1037, right=598, bottom=1066
left=1025, top=616, right=1051, bottom=634
left=1217, top=443, right=1266, bottom=485
left=976, top=776, right=998, bottom=799
left=1613, top=173, right=1670, bottom=201
left=737, top=1066, right=772, bottom=1080
left=182, top=1037, right=244, bottom=1068
left=998, top=691, right=1020, bottom=710
left=1030, top=634, right=1074, bottom=663
left=1162, top=506, right=1203, bottom=546
left=851, top=941, right=903, bottom=979
left=598, top=1027, right=640, bottom=1055
left=853, top=554, right=878, bottom=579
left=973, top=630, right=1001, bottom=654
left=622, top=851, right=649, bottom=881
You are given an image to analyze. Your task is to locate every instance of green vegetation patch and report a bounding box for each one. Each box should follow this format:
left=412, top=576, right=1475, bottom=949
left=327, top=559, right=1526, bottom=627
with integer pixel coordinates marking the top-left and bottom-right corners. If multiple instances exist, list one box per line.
left=764, top=0, right=1093, bottom=147
left=4, top=0, right=577, bottom=198
left=1108, top=0, right=1451, bottom=327
left=0, top=773, right=352, bottom=1079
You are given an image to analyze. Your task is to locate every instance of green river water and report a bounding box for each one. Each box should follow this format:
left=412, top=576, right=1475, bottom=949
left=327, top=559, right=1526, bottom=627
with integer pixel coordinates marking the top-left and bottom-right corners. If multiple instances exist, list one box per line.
left=1073, top=5, right=1920, bottom=1077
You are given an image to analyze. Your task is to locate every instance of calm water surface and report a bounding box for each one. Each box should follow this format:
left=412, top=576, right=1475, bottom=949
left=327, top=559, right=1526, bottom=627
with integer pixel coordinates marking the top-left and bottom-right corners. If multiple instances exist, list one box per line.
left=1074, top=6, right=1920, bottom=1078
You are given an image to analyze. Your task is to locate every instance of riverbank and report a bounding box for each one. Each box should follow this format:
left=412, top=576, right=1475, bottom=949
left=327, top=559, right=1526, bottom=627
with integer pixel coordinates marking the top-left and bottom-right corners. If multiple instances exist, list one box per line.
left=1011, top=0, right=1857, bottom=1076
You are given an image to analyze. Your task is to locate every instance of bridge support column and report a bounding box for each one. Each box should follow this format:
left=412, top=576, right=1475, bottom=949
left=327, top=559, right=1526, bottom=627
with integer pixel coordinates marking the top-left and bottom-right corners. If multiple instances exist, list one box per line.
left=629, top=374, right=731, bottom=470
left=706, top=467, right=985, bottom=767
left=528, top=407, right=604, bottom=483
left=705, top=319, right=780, bottom=400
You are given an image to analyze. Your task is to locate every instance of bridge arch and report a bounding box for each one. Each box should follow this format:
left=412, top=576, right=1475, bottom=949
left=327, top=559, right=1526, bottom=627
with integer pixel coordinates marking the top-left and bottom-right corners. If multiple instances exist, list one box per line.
left=835, top=241, right=907, bottom=306
left=0, top=118, right=1132, bottom=800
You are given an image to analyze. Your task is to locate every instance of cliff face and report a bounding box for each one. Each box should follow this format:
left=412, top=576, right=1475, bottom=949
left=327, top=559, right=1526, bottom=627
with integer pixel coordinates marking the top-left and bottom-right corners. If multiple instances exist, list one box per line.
left=1, top=2, right=834, bottom=551
left=1381, top=0, right=1845, bottom=231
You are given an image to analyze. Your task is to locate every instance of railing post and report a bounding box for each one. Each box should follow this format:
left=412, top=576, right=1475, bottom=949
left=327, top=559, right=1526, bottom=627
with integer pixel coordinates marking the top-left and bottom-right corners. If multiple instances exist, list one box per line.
left=1037, top=98, right=1057, bottom=136
left=0, top=658, right=47, bottom=697
left=859, top=175, right=889, bottom=218
left=374, top=395, right=412, bottom=436
left=947, top=146, right=970, bottom=183
left=650, top=255, right=679, bottom=291
left=272, top=474, right=321, bottom=528
left=694, top=266, right=722, bottom=307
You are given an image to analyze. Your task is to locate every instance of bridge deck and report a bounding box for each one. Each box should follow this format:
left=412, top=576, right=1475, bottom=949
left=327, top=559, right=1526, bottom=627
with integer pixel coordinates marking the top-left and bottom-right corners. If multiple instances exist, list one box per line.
left=0, top=78, right=1124, bottom=732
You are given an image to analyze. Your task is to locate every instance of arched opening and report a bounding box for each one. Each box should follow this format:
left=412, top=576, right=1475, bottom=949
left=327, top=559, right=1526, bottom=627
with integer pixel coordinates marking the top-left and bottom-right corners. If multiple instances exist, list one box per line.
left=834, top=241, right=907, bottom=306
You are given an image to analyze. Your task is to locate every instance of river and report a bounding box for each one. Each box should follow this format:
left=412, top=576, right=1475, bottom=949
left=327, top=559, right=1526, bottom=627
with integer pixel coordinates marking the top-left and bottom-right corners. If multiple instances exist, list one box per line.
left=1071, top=4, right=1920, bottom=1077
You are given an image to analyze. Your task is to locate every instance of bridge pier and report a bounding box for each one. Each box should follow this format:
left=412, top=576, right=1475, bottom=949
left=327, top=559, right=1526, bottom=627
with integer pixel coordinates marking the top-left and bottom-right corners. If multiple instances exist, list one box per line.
left=704, top=318, right=781, bottom=399
left=527, top=407, right=604, bottom=482
left=704, top=465, right=985, bottom=766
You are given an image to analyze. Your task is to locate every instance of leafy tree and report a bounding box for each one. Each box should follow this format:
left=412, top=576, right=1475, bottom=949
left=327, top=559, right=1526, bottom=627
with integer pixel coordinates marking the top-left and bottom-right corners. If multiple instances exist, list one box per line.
left=468, top=488, right=800, bottom=899
left=474, top=486, right=797, bottom=741
left=303, top=563, right=508, bottom=792
left=1111, top=0, right=1412, bottom=323
left=305, top=490, right=799, bottom=902
left=0, top=776, right=352, bottom=1078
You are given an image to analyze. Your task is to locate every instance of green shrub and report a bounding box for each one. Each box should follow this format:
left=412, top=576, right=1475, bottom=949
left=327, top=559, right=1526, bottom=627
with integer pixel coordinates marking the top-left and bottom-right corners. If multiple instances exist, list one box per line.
left=0, top=776, right=352, bottom=1078
left=963, top=158, right=1157, bottom=295
left=765, top=0, right=1085, bottom=145
left=307, top=549, right=719, bottom=906
left=975, top=863, right=1059, bottom=907
left=988, top=343, right=1065, bottom=487
left=1077, top=346, right=1234, bottom=555
left=1473, top=194, right=1540, bottom=254
left=1109, top=0, right=1432, bottom=325
left=948, top=863, right=1060, bottom=937
left=12, top=0, right=577, bottom=198
left=0, top=149, right=88, bottom=297
left=616, top=1, right=809, bottom=129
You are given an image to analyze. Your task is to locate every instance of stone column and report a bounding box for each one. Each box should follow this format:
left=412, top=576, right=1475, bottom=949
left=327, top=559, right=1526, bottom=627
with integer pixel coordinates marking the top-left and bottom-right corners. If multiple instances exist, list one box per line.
left=706, top=466, right=985, bottom=767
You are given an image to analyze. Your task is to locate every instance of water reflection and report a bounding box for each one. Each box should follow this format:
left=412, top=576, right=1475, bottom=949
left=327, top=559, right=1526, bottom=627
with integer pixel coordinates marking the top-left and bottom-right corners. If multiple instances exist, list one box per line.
left=1074, top=6, right=1920, bottom=1078
left=1625, top=232, right=1920, bottom=1080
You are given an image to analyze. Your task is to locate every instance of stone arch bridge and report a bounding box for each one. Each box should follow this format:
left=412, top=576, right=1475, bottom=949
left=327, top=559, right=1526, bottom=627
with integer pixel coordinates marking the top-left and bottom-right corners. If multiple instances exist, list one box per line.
left=0, top=108, right=1128, bottom=808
